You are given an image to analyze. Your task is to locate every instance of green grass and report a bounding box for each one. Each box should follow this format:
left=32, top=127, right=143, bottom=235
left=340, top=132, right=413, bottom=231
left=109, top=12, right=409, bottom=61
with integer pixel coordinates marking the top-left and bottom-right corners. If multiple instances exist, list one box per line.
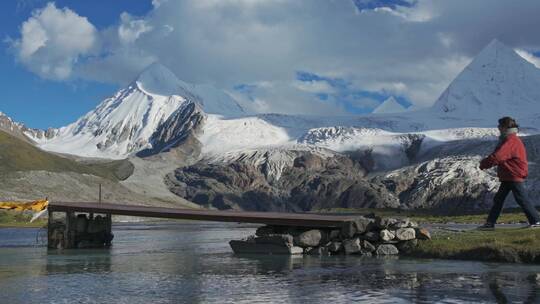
left=412, top=228, right=540, bottom=263
left=0, top=210, right=46, bottom=228
left=314, top=207, right=534, bottom=224
left=0, top=130, right=133, bottom=181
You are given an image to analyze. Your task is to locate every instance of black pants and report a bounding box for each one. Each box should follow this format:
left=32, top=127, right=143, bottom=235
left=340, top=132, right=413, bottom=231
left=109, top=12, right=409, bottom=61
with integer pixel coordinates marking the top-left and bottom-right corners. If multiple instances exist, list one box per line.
left=487, top=181, right=540, bottom=224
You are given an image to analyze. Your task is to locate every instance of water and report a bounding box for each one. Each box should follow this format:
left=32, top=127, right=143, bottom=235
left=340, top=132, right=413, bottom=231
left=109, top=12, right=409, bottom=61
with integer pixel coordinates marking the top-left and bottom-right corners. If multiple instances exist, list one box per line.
left=1, top=222, right=540, bottom=304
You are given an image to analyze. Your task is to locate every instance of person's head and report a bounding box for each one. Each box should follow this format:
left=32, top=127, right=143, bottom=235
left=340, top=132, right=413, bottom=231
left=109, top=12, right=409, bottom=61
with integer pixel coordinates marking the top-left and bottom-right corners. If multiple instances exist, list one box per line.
left=498, top=116, right=519, bottom=133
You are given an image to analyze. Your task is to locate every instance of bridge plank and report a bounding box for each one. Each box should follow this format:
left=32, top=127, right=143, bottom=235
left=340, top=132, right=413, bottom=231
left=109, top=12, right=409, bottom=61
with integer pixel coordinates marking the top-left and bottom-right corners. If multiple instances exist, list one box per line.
left=48, top=202, right=359, bottom=228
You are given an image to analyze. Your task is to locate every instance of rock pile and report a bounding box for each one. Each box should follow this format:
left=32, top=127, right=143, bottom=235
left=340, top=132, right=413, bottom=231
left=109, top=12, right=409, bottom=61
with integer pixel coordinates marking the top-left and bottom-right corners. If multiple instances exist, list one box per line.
left=229, top=216, right=431, bottom=256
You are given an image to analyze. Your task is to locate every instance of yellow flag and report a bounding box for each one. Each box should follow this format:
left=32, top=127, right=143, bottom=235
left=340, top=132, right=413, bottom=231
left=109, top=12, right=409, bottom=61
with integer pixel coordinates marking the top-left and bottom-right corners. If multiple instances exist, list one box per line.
left=0, top=199, right=49, bottom=212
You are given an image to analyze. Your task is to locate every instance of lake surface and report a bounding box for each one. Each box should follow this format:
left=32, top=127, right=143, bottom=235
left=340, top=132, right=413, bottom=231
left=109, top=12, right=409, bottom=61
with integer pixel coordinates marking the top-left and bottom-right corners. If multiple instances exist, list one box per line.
left=1, top=222, right=540, bottom=303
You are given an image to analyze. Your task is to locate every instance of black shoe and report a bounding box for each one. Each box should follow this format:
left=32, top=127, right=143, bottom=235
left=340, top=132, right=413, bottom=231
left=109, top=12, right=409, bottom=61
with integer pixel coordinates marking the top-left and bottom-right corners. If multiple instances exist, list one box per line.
left=528, top=222, right=540, bottom=228
left=477, top=222, right=495, bottom=230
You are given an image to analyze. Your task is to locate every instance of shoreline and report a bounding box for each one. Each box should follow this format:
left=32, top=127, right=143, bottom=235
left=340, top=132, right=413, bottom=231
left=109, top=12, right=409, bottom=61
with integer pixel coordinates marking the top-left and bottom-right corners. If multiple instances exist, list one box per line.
left=2, top=215, right=540, bottom=264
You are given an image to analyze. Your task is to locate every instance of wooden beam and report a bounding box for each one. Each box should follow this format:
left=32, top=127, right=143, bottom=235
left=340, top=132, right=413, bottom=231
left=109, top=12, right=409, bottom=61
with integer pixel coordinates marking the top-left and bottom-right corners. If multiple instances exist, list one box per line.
left=48, top=202, right=359, bottom=228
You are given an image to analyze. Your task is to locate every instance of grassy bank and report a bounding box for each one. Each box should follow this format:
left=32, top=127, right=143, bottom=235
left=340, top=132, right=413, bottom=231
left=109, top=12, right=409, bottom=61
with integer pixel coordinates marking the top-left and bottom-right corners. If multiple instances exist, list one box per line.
left=411, top=228, right=540, bottom=263
left=0, top=210, right=46, bottom=228
left=0, top=130, right=133, bottom=181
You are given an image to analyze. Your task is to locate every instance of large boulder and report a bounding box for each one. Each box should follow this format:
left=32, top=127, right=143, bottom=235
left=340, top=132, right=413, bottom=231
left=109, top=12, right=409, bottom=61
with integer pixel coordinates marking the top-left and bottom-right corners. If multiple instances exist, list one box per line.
left=295, top=229, right=322, bottom=247
left=340, top=217, right=375, bottom=238
left=397, top=239, right=418, bottom=254
left=362, top=240, right=376, bottom=253
left=375, top=216, right=398, bottom=229
left=380, top=229, right=396, bottom=242
left=376, top=244, right=399, bottom=255
left=343, top=238, right=362, bottom=254
left=395, top=228, right=416, bottom=241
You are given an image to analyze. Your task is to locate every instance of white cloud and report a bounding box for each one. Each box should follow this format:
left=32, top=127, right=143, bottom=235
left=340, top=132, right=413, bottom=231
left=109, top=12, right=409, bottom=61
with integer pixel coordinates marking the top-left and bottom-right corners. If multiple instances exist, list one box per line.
left=11, top=2, right=97, bottom=80
left=293, top=80, right=336, bottom=94
left=515, top=49, right=540, bottom=69
left=9, top=0, right=540, bottom=115
left=118, top=12, right=153, bottom=44
left=152, top=0, right=167, bottom=8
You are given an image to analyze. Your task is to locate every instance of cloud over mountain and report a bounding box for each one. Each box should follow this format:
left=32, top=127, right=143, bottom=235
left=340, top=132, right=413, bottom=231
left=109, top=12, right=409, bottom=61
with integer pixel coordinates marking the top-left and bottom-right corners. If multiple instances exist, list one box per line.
left=10, top=2, right=98, bottom=80
left=9, top=0, right=540, bottom=115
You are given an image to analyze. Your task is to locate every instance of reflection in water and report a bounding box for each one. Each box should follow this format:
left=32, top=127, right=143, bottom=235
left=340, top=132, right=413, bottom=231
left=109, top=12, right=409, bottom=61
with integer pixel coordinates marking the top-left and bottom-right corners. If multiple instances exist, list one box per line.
left=1, top=223, right=540, bottom=303
left=487, top=272, right=540, bottom=304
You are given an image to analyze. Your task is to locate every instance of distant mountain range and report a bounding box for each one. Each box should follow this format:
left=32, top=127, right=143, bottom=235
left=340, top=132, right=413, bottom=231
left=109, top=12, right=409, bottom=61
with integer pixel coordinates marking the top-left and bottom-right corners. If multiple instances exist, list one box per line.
left=3, top=39, right=540, bottom=212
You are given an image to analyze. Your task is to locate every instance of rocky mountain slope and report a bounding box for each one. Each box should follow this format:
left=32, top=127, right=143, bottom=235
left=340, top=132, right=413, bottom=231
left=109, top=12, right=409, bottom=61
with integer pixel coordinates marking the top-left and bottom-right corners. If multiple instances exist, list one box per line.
left=166, top=147, right=399, bottom=211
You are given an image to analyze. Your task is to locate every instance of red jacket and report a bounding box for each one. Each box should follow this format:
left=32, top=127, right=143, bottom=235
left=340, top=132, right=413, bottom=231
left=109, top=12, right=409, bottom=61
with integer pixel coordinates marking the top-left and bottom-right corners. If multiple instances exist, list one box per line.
left=479, top=133, right=528, bottom=182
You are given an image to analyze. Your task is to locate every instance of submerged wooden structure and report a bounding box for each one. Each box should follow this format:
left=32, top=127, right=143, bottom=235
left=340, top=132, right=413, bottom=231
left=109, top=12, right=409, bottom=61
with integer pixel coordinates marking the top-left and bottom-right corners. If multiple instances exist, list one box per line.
left=47, top=201, right=359, bottom=249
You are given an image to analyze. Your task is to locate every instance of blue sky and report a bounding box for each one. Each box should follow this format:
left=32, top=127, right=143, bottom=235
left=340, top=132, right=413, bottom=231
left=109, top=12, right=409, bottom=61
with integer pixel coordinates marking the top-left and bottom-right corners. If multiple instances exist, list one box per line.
left=0, top=0, right=152, bottom=129
left=2, top=0, right=540, bottom=129
left=294, top=71, right=411, bottom=114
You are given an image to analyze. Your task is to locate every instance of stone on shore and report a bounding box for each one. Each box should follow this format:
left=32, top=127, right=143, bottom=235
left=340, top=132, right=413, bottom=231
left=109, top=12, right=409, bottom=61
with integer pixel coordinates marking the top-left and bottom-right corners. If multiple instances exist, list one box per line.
left=397, top=239, right=418, bottom=254
left=362, top=240, right=376, bottom=253
left=295, top=229, right=322, bottom=247
left=395, top=228, right=416, bottom=241
left=328, top=242, right=342, bottom=253
left=376, top=244, right=399, bottom=255
left=229, top=216, right=429, bottom=257
left=380, top=229, right=395, bottom=242
left=415, top=227, right=431, bottom=240
left=375, top=216, right=398, bottom=229
left=391, top=218, right=411, bottom=229
left=307, top=246, right=331, bottom=256
left=343, top=238, right=362, bottom=254
left=354, top=217, right=375, bottom=234
left=340, top=217, right=374, bottom=238
left=328, top=230, right=341, bottom=241
left=362, top=231, right=380, bottom=242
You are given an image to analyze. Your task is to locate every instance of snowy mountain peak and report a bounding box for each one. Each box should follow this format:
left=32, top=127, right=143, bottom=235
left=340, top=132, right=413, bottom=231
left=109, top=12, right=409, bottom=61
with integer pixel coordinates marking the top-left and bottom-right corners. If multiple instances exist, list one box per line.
left=134, top=62, right=189, bottom=97
left=135, top=62, right=245, bottom=117
left=30, top=62, right=247, bottom=158
left=467, top=39, right=531, bottom=71
left=431, top=39, right=540, bottom=121
left=373, top=96, right=407, bottom=114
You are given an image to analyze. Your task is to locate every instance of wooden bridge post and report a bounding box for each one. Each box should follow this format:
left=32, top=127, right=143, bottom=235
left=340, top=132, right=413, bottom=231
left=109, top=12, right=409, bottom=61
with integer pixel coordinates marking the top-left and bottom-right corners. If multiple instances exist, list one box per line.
left=47, top=209, right=54, bottom=249
left=64, top=211, right=76, bottom=249
left=47, top=207, right=114, bottom=249
left=105, top=213, right=112, bottom=246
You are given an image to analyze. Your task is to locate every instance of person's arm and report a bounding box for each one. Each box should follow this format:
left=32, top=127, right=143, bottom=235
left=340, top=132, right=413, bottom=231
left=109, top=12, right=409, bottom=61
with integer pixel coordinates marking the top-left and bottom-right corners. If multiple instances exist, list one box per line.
left=479, top=139, right=514, bottom=170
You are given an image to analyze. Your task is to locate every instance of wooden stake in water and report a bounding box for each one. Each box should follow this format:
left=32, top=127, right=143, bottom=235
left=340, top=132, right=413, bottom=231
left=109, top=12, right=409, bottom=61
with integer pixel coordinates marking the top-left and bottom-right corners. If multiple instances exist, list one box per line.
left=99, top=184, right=102, bottom=204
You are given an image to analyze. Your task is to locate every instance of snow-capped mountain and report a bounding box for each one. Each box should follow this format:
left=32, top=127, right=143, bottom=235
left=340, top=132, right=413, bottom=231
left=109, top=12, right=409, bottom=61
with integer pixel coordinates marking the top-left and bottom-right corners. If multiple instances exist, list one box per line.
left=25, top=40, right=540, bottom=164
left=5, top=39, right=540, bottom=212
left=372, top=97, right=407, bottom=114
left=0, top=111, right=56, bottom=142
left=0, top=111, right=28, bottom=137
left=432, top=39, right=540, bottom=123
left=28, top=63, right=243, bottom=159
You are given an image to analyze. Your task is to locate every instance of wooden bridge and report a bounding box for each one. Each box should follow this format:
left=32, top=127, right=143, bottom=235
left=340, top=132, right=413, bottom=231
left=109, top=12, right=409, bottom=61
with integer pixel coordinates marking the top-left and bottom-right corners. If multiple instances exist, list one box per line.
left=47, top=201, right=359, bottom=249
